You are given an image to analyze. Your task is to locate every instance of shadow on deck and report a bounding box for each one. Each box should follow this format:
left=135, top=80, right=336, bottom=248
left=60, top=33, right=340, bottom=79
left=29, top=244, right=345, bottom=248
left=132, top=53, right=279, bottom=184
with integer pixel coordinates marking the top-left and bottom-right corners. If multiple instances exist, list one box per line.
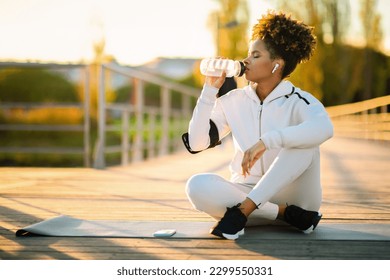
left=0, top=137, right=389, bottom=260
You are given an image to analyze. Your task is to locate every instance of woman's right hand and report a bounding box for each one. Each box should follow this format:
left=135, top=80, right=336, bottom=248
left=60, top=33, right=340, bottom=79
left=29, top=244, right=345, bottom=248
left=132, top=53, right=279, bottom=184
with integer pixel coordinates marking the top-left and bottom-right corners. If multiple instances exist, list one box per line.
left=205, top=71, right=227, bottom=89
left=241, top=139, right=266, bottom=177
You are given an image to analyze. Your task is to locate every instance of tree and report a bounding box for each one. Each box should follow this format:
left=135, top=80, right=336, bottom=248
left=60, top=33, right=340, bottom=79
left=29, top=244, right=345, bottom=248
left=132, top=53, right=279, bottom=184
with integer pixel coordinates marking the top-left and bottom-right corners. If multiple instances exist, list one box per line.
left=82, top=36, right=116, bottom=121
left=274, top=0, right=326, bottom=100
left=208, top=0, right=250, bottom=59
left=322, top=0, right=350, bottom=45
left=359, top=0, right=383, bottom=100
left=272, top=0, right=388, bottom=105
left=361, top=0, right=382, bottom=49
left=0, top=68, right=78, bottom=102
left=200, top=0, right=250, bottom=89
left=0, top=68, right=82, bottom=125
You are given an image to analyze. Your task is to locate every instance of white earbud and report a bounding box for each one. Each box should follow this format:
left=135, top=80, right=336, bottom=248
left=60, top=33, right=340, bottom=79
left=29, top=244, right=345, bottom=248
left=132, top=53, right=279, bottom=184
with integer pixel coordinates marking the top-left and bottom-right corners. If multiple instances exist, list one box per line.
left=272, top=63, right=280, bottom=74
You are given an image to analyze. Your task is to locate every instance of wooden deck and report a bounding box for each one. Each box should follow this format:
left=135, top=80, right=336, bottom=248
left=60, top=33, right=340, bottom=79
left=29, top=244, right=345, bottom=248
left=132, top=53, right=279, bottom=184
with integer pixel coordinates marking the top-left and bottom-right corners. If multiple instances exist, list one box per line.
left=0, top=136, right=389, bottom=260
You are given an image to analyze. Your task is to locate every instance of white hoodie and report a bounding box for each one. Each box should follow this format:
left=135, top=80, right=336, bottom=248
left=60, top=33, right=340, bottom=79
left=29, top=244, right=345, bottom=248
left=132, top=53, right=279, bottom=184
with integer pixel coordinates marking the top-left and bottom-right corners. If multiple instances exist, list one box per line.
left=188, top=80, right=334, bottom=184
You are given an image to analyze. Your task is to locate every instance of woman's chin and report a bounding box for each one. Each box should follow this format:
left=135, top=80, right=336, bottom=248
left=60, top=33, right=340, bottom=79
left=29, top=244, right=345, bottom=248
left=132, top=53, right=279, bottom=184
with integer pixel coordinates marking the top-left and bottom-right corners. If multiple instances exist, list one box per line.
left=244, top=73, right=252, bottom=81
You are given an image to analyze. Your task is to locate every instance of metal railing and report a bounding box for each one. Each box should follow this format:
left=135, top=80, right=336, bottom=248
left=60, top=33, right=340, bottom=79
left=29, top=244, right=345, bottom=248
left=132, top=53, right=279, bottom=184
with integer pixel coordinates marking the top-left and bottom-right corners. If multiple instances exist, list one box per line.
left=93, top=63, right=199, bottom=169
left=326, top=95, right=390, bottom=141
left=4, top=61, right=386, bottom=169
left=0, top=64, right=91, bottom=167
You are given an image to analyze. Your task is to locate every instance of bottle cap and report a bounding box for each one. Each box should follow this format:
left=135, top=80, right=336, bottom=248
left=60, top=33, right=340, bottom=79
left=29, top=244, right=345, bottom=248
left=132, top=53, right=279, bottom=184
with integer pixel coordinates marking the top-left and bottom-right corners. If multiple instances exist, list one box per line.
left=238, top=61, right=246, bottom=77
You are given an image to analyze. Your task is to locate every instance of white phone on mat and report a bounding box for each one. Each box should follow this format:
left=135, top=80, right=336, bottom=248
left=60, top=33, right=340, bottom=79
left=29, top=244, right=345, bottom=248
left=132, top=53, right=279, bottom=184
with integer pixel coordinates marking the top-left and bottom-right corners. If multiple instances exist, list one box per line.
left=153, top=229, right=176, bottom=237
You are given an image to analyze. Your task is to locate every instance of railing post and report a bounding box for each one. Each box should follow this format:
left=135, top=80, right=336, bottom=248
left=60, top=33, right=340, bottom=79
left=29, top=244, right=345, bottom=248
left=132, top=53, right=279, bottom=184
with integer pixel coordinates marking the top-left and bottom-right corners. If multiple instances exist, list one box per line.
left=148, top=109, right=157, bottom=158
left=160, top=86, right=171, bottom=156
left=83, top=66, right=91, bottom=167
left=93, top=64, right=106, bottom=169
left=381, top=105, right=387, bottom=114
left=133, top=79, right=144, bottom=162
left=182, top=94, right=191, bottom=119
left=363, top=109, right=369, bottom=140
left=121, top=110, right=129, bottom=165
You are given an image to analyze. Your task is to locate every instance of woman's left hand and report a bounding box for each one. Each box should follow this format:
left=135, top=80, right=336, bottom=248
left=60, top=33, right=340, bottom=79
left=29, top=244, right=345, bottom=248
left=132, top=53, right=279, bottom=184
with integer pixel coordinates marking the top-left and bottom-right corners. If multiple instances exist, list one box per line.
left=205, top=71, right=226, bottom=89
left=241, top=140, right=266, bottom=177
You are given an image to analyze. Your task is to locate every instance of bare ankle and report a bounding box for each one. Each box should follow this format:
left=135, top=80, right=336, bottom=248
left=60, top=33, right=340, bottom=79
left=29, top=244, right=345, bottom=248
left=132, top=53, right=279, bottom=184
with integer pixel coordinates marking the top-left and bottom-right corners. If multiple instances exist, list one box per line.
left=277, top=204, right=287, bottom=220
left=238, top=198, right=257, bottom=217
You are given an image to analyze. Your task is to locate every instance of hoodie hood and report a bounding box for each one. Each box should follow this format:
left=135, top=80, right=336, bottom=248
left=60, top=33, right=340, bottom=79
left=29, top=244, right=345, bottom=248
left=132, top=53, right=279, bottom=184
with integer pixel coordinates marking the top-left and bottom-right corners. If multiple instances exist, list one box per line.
left=245, top=80, right=295, bottom=104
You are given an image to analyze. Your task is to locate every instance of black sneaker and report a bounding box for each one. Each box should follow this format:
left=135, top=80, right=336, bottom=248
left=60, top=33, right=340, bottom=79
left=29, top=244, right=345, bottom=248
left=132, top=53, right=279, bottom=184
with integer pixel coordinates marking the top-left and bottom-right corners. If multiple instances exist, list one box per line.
left=284, top=205, right=322, bottom=233
left=210, top=204, right=247, bottom=240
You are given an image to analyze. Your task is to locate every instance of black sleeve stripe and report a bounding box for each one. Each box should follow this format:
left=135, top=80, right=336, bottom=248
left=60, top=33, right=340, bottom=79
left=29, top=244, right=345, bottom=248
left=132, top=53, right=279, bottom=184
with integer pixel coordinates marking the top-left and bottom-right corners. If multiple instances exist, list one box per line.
left=181, top=119, right=221, bottom=154
left=208, top=119, right=221, bottom=148
left=181, top=132, right=199, bottom=154
left=294, top=92, right=310, bottom=105
left=284, top=87, right=295, bottom=99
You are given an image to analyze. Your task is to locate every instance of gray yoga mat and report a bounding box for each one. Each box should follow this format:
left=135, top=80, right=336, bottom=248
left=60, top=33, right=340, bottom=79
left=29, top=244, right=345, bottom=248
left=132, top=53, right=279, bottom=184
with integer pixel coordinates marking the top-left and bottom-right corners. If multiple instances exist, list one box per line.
left=16, top=215, right=390, bottom=240
left=16, top=215, right=216, bottom=238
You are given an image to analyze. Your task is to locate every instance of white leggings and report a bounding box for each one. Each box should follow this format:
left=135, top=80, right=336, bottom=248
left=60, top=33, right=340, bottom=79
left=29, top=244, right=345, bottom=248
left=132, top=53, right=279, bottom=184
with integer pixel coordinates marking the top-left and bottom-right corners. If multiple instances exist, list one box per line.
left=186, top=147, right=322, bottom=226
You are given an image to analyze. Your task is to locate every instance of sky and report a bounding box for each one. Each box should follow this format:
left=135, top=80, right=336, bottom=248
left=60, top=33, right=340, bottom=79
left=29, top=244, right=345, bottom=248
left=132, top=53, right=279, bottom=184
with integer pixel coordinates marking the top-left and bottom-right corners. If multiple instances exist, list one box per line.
left=0, top=0, right=389, bottom=66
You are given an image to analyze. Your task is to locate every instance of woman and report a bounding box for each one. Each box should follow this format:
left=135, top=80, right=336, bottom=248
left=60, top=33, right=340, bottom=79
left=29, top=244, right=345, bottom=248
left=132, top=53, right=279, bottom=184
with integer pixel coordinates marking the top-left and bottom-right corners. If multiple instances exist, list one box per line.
left=183, top=11, right=333, bottom=240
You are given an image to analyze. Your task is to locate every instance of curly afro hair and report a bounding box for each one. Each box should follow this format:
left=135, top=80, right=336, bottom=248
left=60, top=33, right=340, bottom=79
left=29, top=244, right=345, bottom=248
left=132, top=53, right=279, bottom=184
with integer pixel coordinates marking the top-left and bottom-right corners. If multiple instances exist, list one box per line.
left=251, top=11, right=316, bottom=78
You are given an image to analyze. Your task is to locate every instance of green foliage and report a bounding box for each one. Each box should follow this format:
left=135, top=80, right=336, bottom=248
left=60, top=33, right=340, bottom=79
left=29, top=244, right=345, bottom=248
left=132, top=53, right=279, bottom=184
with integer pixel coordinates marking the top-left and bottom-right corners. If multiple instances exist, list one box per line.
left=290, top=43, right=390, bottom=106
left=0, top=68, right=78, bottom=102
left=0, top=130, right=85, bottom=167
left=114, top=84, right=132, bottom=103
left=210, top=0, right=250, bottom=59
left=113, top=81, right=192, bottom=109
left=320, top=45, right=389, bottom=106
left=0, top=67, right=84, bottom=166
left=270, top=0, right=390, bottom=105
left=113, top=82, right=161, bottom=106
left=144, top=83, right=161, bottom=107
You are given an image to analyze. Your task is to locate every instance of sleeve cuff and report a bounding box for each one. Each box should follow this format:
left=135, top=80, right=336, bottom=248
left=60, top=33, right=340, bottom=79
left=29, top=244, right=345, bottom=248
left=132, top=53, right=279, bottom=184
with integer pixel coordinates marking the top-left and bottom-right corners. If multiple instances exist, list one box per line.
left=261, top=130, right=283, bottom=150
left=199, top=84, right=219, bottom=104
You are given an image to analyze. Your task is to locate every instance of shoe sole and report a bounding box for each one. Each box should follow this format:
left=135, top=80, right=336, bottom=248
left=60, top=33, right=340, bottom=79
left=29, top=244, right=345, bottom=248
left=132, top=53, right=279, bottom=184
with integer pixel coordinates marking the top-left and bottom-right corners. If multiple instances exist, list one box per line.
left=222, top=229, right=245, bottom=240
left=210, top=228, right=245, bottom=240
left=302, top=212, right=322, bottom=234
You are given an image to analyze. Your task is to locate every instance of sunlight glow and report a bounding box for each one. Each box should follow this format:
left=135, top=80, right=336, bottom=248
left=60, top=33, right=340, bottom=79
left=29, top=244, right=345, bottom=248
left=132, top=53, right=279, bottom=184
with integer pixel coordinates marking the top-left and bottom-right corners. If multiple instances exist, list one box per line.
left=0, top=0, right=389, bottom=65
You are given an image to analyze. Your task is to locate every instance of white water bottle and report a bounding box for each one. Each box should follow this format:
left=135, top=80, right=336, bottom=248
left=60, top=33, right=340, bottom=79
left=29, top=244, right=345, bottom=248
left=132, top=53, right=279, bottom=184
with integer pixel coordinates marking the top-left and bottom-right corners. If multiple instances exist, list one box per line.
left=200, top=58, right=246, bottom=77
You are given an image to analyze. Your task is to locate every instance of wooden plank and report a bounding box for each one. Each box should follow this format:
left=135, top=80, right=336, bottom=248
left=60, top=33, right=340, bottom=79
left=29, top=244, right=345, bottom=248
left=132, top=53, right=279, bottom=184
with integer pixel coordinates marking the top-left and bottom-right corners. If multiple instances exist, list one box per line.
left=0, top=137, right=389, bottom=260
left=326, top=95, right=390, bottom=117
left=1, top=239, right=389, bottom=260
left=0, top=102, right=83, bottom=109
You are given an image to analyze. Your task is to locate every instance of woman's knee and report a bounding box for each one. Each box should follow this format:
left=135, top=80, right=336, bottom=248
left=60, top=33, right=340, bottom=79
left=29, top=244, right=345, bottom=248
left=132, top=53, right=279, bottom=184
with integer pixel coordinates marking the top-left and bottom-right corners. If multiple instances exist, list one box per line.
left=185, top=173, right=217, bottom=211
left=186, top=174, right=204, bottom=196
left=278, top=147, right=317, bottom=160
left=271, top=147, right=319, bottom=174
left=186, top=173, right=219, bottom=197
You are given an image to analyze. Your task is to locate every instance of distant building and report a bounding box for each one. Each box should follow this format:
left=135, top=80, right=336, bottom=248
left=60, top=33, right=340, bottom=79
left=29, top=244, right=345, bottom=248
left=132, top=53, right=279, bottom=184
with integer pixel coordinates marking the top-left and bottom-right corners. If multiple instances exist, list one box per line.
left=0, top=58, right=199, bottom=88
left=135, top=57, right=198, bottom=80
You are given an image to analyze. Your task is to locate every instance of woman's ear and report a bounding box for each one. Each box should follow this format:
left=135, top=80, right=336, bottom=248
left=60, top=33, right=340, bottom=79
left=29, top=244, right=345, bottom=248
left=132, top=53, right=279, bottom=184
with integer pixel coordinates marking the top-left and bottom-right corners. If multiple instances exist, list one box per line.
left=271, top=59, right=284, bottom=74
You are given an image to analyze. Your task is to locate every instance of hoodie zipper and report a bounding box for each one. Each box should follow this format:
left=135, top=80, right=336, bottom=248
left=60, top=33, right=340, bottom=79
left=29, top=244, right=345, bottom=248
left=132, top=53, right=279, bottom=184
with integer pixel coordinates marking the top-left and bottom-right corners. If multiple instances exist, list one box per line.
left=258, top=101, right=265, bottom=175
left=256, top=88, right=294, bottom=176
